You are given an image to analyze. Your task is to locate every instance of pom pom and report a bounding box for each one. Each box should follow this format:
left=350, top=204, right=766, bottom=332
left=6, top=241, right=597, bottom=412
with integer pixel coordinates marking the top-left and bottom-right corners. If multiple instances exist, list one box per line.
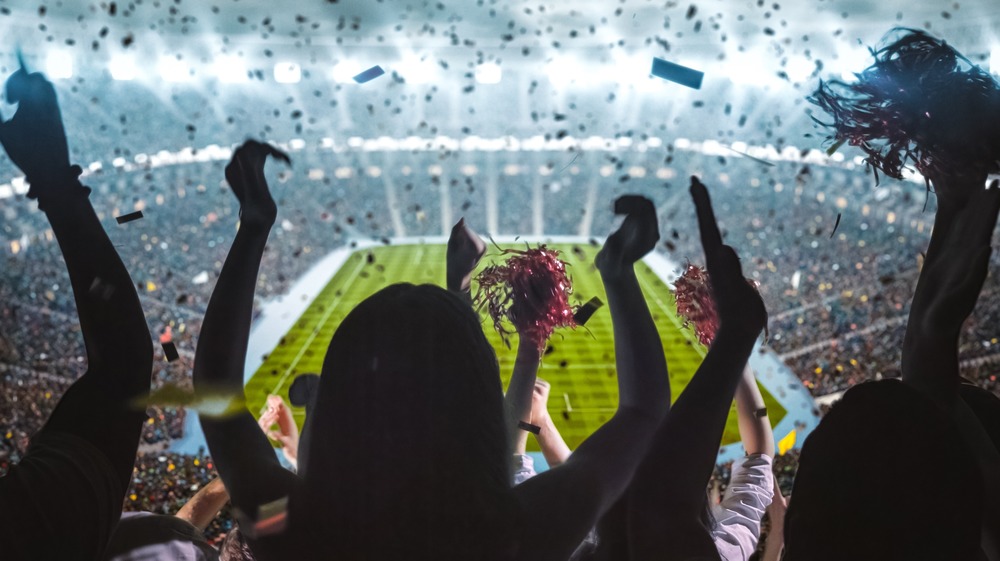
left=809, top=28, right=1000, bottom=182
left=475, top=245, right=576, bottom=352
left=674, top=263, right=765, bottom=346
left=674, top=264, right=720, bottom=347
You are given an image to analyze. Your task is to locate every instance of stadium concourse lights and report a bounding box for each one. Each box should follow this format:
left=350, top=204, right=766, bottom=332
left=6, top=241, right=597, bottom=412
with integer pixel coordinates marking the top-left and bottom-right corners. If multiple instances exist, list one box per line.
left=332, top=60, right=363, bottom=83
left=215, top=55, right=249, bottom=83
left=274, top=62, right=302, bottom=84
left=109, top=56, right=137, bottom=81
left=159, top=56, right=192, bottom=82
left=474, top=62, right=502, bottom=84
left=45, top=51, right=73, bottom=80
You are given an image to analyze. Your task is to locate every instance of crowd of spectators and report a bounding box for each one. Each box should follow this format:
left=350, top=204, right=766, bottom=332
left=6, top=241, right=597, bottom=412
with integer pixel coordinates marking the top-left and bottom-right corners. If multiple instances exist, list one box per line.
left=2, top=139, right=999, bottom=531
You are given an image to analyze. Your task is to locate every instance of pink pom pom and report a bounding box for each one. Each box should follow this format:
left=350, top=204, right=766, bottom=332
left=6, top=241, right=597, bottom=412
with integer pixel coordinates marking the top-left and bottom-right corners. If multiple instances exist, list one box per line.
left=475, top=245, right=576, bottom=352
left=674, top=264, right=720, bottom=347
left=675, top=264, right=766, bottom=346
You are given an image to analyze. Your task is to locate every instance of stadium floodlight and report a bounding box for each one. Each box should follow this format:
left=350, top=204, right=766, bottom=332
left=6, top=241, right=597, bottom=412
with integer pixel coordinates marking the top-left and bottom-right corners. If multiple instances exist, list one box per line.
left=397, top=54, right=437, bottom=85
left=834, top=46, right=872, bottom=81
left=159, top=56, right=192, bottom=82
left=46, top=51, right=73, bottom=79
left=785, top=55, right=815, bottom=83
left=109, top=55, right=137, bottom=81
left=612, top=55, right=657, bottom=91
left=475, top=62, right=502, bottom=84
left=215, top=55, right=248, bottom=83
left=332, top=60, right=363, bottom=83
left=274, top=62, right=302, bottom=84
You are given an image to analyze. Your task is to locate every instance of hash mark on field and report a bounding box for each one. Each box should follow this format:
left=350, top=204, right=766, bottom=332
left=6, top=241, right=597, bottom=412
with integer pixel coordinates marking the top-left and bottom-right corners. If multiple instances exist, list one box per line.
left=268, top=257, right=368, bottom=404
left=413, top=248, right=424, bottom=265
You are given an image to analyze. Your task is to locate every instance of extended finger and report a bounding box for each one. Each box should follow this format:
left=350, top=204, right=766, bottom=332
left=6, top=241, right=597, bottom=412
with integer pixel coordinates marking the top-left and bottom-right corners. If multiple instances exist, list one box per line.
left=690, top=176, right=723, bottom=252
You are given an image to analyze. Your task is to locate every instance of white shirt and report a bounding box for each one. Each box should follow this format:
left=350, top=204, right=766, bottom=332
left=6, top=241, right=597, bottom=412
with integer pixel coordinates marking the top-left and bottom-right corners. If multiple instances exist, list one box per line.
left=710, top=453, right=775, bottom=561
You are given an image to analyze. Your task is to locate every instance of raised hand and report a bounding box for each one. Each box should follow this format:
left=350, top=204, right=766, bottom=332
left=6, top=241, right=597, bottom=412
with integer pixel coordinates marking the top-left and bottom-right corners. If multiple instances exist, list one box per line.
left=0, top=67, right=76, bottom=199
left=225, top=140, right=291, bottom=227
left=446, top=217, right=487, bottom=294
left=690, top=176, right=766, bottom=337
left=529, top=378, right=552, bottom=426
left=595, top=195, right=660, bottom=278
left=257, top=394, right=299, bottom=465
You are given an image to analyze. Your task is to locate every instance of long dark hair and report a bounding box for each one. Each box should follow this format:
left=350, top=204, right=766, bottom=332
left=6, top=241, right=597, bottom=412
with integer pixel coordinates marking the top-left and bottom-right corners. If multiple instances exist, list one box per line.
left=295, top=283, right=517, bottom=559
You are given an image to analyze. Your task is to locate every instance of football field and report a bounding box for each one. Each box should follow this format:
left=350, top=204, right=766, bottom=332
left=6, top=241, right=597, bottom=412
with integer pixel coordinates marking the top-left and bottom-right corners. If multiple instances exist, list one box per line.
left=245, top=243, right=785, bottom=451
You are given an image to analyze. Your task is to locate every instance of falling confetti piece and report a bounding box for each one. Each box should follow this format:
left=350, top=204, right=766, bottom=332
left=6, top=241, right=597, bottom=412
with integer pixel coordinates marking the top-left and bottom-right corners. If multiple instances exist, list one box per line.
left=830, top=212, right=842, bottom=238
left=162, top=341, right=179, bottom=362
left=572, top=297, right=604, bottom=326
left=353, top=65, right=385, bottom=83
left=651, top=57, right=704, bottom=89
left=724, top=146, right=776, bottom=167
left=116, top=210, right=144, bottom=224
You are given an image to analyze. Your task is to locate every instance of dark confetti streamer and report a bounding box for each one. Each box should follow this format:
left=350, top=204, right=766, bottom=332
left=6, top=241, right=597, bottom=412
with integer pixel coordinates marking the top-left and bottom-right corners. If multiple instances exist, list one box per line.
left=353, top=65, right=385, bottom=83
left=162, top=341, right=180, bottom=362
left=810, top=28, right=1000, bottom=182
left=830, top=212, right=842, bottom=238
left=724, top=146, right=776, bottom=167
left=116, top=210, right=144, bottom=224
left=651, top=57, right=704, bottom=89
left=572, top=297, right=604, bottom=326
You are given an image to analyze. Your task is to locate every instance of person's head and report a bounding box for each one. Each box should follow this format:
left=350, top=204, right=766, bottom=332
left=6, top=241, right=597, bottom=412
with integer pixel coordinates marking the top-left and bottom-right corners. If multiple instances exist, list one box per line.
left=783, top=380, right=982, bottom=561
left=297, top=283, right=515, bottom=557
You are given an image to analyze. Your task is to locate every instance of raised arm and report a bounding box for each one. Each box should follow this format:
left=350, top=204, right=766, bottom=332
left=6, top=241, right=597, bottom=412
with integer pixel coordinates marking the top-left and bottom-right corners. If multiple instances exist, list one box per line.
left=735, top=365, right=775, bottom=458
left=510, top=195, right=670, bottom=561
left=626, top=177, right=767, bottom=560
left=446, top=218, right=487, bottom=305
left=900, top=176, right=1000, bottom=559
left=192, top=141, right=297, bottom=528
left=0, top=68, right=153, bottom=558
left=532, top=379, right=572, bottom=467
left=175, top=477, right=230, bottom=533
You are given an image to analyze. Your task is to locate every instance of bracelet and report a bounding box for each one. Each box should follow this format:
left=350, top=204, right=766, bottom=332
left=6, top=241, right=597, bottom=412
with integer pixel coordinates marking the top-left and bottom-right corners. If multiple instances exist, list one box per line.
left=754, top=407, right=768, bottom=418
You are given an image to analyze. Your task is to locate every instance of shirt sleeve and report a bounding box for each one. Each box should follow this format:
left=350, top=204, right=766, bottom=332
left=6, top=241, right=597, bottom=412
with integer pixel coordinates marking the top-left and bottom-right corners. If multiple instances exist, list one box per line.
left=711, top=453, right=774, bottom=561
left=512, top=453, right=537, bottom=486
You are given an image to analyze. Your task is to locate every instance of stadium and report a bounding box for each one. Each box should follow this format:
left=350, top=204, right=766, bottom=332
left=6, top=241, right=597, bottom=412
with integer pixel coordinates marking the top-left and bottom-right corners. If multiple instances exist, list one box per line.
left=1, top=0, right=1000, bottom=558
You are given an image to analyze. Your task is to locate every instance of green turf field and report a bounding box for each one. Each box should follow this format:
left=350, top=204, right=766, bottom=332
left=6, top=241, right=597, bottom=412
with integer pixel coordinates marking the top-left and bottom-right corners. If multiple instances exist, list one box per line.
left=246, top=243, right=785, bottom=451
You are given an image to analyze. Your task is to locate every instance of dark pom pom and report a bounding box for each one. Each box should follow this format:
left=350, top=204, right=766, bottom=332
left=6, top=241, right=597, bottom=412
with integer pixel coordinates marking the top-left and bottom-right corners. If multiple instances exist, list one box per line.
left=475, top=245, right=576, bottom=352
left=809, top=28, right=1000, bottom=182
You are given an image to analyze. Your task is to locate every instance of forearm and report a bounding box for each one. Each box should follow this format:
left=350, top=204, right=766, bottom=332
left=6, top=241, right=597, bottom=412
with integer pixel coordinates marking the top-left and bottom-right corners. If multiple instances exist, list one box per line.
left=631, top=327, right=759, bottom=515
left=735, top=364, right=775, bottom=457
left=192, top=221, right=272, bottom=393
left=600, top=269, right=670, bottom=420
left=505, top=342, right=542, bottom=450
left=175, top=477, right=230, bottom=532
left=537, top=414, right=572, bottom=467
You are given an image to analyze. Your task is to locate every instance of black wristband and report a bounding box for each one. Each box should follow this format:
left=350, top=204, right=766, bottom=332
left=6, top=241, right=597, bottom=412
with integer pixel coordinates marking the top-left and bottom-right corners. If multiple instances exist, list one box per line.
left=754, top=407, right=768, bottom=418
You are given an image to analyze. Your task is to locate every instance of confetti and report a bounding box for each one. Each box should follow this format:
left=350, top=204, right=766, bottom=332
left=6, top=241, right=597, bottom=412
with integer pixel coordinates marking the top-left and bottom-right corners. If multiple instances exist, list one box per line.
left=162, top=341, right=180, bottom=362
left=651, top=57, right=704, bottom=89
left=830, top=212, right=842, bottom=238
left=353, top=65, right=385, bottom=83
left=518, top=420, right=541, bottom=434
left=724, top=146, right=776, bottom=167
left=116, top=210, right=144, bottom=224
left=572, top=297, right=604, bottom=326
